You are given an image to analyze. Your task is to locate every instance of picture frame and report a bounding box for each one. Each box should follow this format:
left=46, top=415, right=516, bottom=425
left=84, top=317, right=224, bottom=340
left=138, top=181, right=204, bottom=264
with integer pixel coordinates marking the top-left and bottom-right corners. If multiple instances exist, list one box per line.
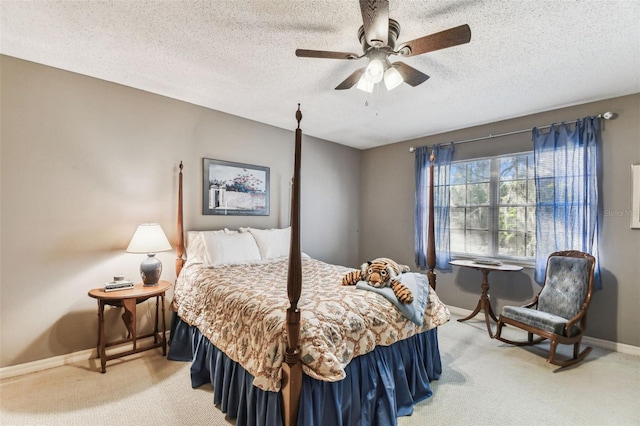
left=202, top=158, right=270, bottom=216
left=632, top=164, right=640, bottom=229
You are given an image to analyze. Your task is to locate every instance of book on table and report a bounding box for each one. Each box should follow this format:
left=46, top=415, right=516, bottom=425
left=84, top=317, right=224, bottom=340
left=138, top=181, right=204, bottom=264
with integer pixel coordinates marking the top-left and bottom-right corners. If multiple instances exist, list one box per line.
left=104, top=280, right=134, bottom=291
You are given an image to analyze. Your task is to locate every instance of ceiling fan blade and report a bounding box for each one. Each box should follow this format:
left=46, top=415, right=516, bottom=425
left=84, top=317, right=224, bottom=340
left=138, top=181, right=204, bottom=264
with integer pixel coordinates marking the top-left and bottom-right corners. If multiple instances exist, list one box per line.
left=335, top=68, right=366, bottom=90
left=392, top=62, right=430, bottom=87
left=295, top=49, right=360, bottom=60
left=397, top=24, right=471, bottom=57
left=359, top=0, right=389, bottom=47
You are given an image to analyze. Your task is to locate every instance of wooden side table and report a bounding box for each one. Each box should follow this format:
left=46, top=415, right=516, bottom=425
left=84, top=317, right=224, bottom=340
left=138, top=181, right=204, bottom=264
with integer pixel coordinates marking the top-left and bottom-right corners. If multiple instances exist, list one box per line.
left=450, top=260, right=523, bottom=336
left=88, top=280, right=170, bottom=373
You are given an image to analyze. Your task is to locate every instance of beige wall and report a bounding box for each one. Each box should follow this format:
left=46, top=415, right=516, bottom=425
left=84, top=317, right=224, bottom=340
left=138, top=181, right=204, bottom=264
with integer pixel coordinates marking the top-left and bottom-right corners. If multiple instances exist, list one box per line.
left=360, top=93, right=640, bottom=347
left=0, top=56, right=361, bottom=367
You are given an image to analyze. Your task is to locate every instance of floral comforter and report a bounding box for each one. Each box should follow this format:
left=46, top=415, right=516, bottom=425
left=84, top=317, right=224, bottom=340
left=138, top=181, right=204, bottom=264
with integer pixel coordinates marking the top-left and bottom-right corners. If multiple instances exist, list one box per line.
left=172, top=257, right=450, bottom=392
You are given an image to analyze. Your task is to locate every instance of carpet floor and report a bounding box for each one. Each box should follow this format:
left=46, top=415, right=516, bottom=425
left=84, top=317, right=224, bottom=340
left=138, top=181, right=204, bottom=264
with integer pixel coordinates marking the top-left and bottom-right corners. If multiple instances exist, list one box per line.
left=1, top=313, right=638, bottom=425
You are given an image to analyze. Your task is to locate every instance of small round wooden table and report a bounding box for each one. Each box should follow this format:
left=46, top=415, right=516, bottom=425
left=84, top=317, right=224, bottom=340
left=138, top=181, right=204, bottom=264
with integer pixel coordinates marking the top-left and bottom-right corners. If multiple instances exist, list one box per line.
left=88, top=280, right=170, bottom=373
left=450, top=260, right=523, bottom=336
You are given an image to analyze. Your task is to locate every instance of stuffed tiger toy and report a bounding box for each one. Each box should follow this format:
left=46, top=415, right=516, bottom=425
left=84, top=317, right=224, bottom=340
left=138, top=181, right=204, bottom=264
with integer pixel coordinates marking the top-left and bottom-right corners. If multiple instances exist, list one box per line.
left=342, top=257, right=414, bottom=304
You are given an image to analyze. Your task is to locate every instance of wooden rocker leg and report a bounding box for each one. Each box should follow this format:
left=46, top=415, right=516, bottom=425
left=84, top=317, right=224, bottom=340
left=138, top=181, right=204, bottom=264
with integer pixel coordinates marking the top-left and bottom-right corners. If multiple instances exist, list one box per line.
left=547, top=339, right=559, bottom=364
left=494, top=319, right=504, bottom=339
left=547, top=339, right=592, bottom=367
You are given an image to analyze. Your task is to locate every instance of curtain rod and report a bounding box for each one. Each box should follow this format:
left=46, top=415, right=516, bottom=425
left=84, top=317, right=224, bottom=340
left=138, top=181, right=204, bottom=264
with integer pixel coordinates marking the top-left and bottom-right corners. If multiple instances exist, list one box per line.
left=408, top=111, right=615, bottom=152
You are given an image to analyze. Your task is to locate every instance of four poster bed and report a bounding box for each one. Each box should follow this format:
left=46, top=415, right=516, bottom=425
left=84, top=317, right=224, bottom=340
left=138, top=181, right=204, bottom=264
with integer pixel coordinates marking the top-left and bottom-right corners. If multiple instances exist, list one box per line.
left=167, top=106, right=448, bottom=426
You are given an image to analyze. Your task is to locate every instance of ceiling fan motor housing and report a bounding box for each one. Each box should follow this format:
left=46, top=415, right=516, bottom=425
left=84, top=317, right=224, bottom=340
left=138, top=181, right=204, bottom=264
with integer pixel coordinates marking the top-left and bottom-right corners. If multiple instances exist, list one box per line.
left=358, top=18, right=401, bottom=51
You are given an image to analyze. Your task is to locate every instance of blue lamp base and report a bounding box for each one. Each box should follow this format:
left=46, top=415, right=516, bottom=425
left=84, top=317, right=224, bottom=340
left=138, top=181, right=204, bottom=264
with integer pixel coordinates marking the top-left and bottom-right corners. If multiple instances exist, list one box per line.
left=140, top=253, right=162, bottom=286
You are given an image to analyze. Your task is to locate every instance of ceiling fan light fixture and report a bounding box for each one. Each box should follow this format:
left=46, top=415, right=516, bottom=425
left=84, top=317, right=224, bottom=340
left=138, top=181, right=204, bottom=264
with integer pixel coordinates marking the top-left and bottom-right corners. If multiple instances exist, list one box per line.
left=364, top=58, right=384, bottom=84
left=383, top=66, right=403, bottom=90
left=356, top=74, right=375, bottom=93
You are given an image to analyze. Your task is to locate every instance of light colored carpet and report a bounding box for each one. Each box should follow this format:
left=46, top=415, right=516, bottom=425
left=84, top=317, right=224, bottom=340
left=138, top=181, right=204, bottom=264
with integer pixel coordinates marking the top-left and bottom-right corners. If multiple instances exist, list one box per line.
left=1, top=313, right=638, bottom=425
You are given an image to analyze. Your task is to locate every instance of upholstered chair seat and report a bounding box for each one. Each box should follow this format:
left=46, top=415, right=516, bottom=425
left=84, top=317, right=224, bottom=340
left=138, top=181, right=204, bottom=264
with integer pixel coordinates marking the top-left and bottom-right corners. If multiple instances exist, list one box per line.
left=500, top=306, right=580, bottom=337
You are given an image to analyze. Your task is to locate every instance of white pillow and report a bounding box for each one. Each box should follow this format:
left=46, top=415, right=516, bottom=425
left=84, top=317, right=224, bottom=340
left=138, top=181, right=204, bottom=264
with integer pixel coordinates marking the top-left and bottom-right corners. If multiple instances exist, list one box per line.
left=185, top=229, right=239, bottom=263
left=186, top=231, right=212, bottom=263
left=249, top=227, right=291, bottom=260
left=201, top=232, right=261, bottom=266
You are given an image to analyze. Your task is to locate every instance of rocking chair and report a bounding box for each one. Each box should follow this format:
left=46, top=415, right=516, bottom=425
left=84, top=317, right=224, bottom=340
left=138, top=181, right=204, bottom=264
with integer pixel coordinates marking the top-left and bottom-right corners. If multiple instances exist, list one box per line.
left=494, top=250, right=596, bottom=367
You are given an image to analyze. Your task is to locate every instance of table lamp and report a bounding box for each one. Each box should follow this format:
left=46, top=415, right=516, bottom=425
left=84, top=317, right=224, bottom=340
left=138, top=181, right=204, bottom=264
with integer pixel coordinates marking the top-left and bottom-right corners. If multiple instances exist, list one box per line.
left=126, top=223, right=172, bottom=286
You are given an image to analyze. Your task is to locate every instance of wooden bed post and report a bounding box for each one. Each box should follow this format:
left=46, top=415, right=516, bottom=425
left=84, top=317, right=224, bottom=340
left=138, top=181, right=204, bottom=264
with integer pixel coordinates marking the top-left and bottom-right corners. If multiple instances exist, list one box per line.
left=282, top=105, right=303, bottom=426
left=176, top=161, right=185, bottom=277
left=426, top=150, right=437, bottom=290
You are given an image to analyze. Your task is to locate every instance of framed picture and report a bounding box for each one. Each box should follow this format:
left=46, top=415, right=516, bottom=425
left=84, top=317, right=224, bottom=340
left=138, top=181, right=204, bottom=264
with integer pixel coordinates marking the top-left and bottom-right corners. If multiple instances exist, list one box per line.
left=632, top=164, right=640, bottom=229
left=202, top=158, right=270, bottom=216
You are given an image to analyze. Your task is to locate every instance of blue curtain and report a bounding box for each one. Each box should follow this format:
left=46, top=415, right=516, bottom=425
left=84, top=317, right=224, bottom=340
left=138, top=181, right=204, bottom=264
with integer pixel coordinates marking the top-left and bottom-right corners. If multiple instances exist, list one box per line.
left=415, top=144, right=454, bottom=271
left=533, top=117, right=601, bottom=289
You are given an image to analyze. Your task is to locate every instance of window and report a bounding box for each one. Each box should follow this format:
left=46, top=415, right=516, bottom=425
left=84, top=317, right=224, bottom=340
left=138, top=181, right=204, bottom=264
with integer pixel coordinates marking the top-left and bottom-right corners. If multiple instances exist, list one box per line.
left=449, top=152, right=536, bottom=261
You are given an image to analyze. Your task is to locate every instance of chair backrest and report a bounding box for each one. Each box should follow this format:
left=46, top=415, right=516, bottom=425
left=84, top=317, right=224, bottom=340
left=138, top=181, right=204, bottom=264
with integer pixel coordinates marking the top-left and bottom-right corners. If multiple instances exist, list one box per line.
left=537, top=251, right=595, bottom=321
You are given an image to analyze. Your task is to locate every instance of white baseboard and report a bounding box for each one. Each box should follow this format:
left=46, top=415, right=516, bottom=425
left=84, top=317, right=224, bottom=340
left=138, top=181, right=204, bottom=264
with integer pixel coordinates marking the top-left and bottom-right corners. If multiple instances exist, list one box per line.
left=0, top=335, right=169, bottom=380
left=447, top=305, right=640, bottom=357
left=581, top=335, right=640, bottom=356
left=0, top=348, right=97, bottom=380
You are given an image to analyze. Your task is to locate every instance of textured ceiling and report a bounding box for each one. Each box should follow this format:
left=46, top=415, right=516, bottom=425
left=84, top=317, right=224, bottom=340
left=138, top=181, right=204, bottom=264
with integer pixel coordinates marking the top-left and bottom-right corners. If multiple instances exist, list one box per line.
left=1, top=0, right=639, bottom=149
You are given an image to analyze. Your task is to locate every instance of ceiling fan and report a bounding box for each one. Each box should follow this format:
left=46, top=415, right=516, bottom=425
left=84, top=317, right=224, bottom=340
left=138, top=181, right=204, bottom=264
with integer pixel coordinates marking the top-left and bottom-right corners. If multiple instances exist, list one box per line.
left=295, top=0, right=471, bottom=92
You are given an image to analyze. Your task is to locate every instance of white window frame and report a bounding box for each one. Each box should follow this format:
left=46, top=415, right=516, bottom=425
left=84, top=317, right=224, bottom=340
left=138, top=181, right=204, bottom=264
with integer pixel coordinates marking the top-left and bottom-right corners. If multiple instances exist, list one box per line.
left=448, top=151, right=536, bottom=265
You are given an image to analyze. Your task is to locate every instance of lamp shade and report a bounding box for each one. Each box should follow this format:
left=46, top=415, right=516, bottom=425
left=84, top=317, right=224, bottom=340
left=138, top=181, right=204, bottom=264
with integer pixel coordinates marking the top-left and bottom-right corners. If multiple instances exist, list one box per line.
left=126, top=223, right=172, bottom=254
left=127, top=223, right=171, bottom=286
left=356, top=75, right=375, bottom=93
left=384, top=66, right=403, bottom=91
left=364, top=58, right=384, bottom=84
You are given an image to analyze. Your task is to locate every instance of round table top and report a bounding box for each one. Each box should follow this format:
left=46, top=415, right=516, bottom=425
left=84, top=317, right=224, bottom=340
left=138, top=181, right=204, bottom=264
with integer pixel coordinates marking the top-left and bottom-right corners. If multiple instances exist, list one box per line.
left=88, top=280, right=171, bottom=300
left=450, top=259, right=523, bottom=272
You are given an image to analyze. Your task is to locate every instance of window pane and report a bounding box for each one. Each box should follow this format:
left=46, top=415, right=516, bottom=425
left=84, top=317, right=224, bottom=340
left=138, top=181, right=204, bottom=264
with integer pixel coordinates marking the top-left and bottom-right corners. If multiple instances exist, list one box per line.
left=515, top=207, right=526, bottom=231
left=467, top=183, right=489, bottom=204
left=500, top=157, right=516, bottom=180
left=450, top=207, right=465, bottom=229
left=499, top=231, right=517, bottom=256
left=450, top=164, right=466, bottom=185
left=500, top=156, right=528, bottom=181
left=467, top=230, right=489, bottom=254
left=450, top=184, right=466, bottom=206
left=500, top=206, right=528, bottom=232
left=527, top=179, right=536, bottom=203
left=467, top=207, right=488, bottom=230
left=525, top=231, right=535, bottom=257
left=451, top=229, right=465, bottom=252
left=500, top=207, right=515, bottom=231
left=467, top=160, right=490, bottom=182
left=526, top=206, right=536, bottom=232
left=499, top=231, right=527, bottom=257
left=500, top=180, right=527, bottom=204
left=527, top=153, right=535, bottom=179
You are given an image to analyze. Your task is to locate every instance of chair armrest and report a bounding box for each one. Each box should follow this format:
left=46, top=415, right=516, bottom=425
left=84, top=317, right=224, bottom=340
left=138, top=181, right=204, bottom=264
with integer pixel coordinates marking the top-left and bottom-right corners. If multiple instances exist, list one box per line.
left=563, top=309, right=587, bottom=336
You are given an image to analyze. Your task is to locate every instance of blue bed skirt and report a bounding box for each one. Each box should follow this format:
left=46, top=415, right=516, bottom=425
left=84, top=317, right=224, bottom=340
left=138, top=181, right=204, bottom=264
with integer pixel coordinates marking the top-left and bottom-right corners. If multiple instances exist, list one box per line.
left=168, top=313, right=442, bottom=426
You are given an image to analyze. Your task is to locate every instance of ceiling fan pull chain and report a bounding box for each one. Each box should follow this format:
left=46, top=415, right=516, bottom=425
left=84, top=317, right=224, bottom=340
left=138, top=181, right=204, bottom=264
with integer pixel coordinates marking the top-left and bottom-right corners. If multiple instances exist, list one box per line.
left=375, top=82, right=380, bottom=116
